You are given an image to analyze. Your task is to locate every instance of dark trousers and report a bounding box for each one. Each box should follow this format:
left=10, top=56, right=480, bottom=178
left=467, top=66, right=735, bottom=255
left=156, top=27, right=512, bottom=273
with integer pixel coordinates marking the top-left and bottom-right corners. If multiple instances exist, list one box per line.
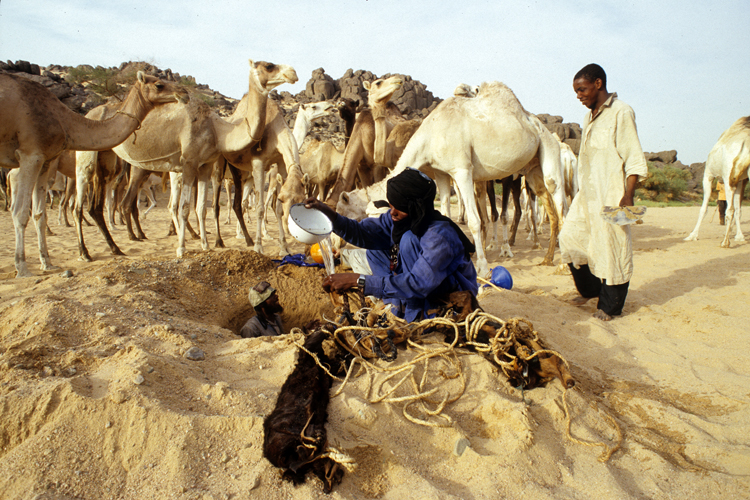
left=718, top=200, right=727, bottom=224
left=568, top=263, right=629, bottom=317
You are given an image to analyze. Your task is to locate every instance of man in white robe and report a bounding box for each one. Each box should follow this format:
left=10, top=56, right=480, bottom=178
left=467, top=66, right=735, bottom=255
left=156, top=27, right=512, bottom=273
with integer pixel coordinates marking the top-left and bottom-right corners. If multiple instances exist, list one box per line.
left=559, top=64, right=648, bottom=321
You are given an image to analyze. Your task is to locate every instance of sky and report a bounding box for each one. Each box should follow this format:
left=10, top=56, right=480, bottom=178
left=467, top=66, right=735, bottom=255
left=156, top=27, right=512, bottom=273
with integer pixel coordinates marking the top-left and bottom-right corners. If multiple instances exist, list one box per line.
left=1, top=0, right=748, bottom=165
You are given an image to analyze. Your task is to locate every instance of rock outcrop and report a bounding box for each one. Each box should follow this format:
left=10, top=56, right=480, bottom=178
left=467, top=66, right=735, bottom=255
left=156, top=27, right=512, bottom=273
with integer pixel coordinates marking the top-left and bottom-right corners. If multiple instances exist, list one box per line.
left=3, top=59, right=705, bottom=194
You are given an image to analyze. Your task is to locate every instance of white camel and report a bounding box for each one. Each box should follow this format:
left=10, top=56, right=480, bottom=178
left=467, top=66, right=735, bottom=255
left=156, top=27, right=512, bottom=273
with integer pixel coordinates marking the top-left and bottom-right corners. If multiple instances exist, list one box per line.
left=336, top=81, right=567, bottom=278
left=685, top=116, right=750, bottom=247
left=0, top=71, right=187, bottom=277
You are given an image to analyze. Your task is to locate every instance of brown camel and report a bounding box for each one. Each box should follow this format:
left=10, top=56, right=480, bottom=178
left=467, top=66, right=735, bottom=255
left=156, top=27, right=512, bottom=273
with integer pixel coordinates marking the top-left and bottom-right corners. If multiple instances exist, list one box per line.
left=299, top=98, right=360, bottom=201
left=113, top=60, right=297, bottom=259
left=324, top=76, right=421, bottom=207
left=0, top=71, right=188, bottom=277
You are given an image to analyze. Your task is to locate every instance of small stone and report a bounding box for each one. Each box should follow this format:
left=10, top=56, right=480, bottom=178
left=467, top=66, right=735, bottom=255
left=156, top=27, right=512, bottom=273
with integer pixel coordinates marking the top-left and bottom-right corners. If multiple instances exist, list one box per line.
left=105, top=421, right=112, bottom=428
left=453, top=437, right=471, bottom=457
left=133, top=374, right=145, bottom=385
left=96, top=312, right=105, bottom=319
left=184, top=347, right=205, bottom=361
left=60, top=270, right=73, bottom=278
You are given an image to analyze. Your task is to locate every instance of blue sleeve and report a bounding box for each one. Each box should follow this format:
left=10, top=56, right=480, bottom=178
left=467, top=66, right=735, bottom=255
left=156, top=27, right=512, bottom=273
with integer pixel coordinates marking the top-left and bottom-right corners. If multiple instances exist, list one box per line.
left=332, top=212, right=394, bottom=251
left=365, top=222, right=476, bottom=300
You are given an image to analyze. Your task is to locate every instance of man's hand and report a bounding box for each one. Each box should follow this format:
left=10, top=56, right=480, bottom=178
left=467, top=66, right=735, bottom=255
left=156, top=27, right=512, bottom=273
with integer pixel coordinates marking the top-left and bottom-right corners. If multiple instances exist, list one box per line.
left=322, top=273, right=360, bottom=293
left=619, top=174, right=638, bottom=207
left=304, top=197, right=337, bottom=222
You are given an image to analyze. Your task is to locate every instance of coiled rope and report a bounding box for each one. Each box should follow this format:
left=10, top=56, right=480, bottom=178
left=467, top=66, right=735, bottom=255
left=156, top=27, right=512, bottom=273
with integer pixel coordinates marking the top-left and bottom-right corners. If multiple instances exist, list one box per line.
left=291, top=297, right=623, bottom=462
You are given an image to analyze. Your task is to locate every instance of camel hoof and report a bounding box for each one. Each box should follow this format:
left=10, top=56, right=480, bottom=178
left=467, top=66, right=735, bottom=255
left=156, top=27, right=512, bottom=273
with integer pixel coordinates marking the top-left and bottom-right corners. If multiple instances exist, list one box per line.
left=720, top=240, right=731, bottom=248
left=499, top=244, right=514, bottom=259
left=684, top=233, right=698, bottom=241
left=176, top=248, right=185, bottom=259
left=215, top=240, right=225, bottom=249
left=553, top=263, right=570, bottom=276
left=112, top=248, right=125, bottom=256
left=734, top=235, right=746, bottom=242
left=532, top=243, right=542, bottom=250
left=41, top=264, right=61, bottom=272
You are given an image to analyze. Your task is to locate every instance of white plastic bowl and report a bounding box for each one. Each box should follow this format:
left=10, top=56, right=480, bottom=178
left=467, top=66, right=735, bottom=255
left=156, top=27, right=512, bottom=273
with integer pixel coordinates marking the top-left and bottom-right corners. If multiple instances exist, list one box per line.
left=288, top=203, right=333, bottom=244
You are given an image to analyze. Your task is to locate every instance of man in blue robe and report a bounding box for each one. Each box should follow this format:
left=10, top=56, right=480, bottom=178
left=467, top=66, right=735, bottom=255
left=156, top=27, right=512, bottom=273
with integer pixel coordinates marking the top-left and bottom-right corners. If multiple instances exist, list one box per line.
left=305, top=168, right=478, bottom=322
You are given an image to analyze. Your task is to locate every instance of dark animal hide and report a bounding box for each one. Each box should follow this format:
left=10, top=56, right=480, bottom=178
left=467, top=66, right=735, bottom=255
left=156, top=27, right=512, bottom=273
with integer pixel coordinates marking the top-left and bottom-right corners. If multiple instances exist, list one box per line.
left=263, top=327, right=344, bottom=493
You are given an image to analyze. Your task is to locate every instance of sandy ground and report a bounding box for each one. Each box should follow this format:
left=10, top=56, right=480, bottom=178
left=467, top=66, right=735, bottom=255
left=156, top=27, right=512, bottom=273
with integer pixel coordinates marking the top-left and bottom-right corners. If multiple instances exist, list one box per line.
left=0, top=189, right=748, bottom=500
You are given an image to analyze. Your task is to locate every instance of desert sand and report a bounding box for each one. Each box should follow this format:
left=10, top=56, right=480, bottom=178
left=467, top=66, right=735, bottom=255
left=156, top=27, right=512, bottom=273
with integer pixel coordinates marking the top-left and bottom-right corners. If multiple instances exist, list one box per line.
left=0, top=190, right=748, bottom=500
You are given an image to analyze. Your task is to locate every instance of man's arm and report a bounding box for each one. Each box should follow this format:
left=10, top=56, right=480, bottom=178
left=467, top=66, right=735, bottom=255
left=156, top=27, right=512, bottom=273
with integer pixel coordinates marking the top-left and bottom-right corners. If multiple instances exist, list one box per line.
left=620, top=174, right=638, bottom=207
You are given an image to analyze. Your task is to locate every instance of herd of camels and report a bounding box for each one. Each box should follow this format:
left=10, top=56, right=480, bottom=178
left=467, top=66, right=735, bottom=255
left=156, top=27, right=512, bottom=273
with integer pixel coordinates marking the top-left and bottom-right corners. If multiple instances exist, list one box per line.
left=1, top=59, right=749, bottom=279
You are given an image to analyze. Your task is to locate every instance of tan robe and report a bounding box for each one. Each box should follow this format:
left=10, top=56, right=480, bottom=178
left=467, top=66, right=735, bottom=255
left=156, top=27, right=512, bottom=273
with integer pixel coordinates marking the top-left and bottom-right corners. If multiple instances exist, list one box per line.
left=560, top=93, right=648, bottom=285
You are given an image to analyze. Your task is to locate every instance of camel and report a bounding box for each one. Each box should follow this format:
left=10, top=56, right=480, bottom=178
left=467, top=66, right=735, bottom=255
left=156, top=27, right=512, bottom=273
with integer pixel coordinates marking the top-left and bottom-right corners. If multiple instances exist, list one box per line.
left=220, top=96, right=301, bottom=255
left=299, top=98, right=360, bottom=201
left=113, top=60, right=297, bottom=259
left=250, top=99, right=335, bottom=234
left=291, top=101, right=334, bottom=152
left=0, top=71, right=188, bottom=277
left=224, top=100, right=332, bottom=229
left=335, top=81, right=567, bottom=278
left=685, top=116, right=750, bottom=247
left=324, top=76, right=422, bottom=207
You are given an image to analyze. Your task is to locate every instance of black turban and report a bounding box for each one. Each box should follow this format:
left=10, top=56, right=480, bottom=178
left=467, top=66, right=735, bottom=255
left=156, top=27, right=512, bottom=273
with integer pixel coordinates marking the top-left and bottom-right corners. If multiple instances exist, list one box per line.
left=384, top=168, right=475, bottom=257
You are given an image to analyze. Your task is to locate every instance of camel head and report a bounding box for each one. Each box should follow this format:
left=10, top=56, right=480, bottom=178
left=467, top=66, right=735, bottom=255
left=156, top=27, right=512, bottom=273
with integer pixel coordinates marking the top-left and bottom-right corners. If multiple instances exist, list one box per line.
left=135, top=71, right=190, bottom=105
left=299, top=101, right=334, bottom=122
left=248, top=60, right=298, bottom=94
left=453, top=83, right=479, bottom=98
left=363, top=76, right=403, bottom=107
left=336, top=190, right=369, bottom=221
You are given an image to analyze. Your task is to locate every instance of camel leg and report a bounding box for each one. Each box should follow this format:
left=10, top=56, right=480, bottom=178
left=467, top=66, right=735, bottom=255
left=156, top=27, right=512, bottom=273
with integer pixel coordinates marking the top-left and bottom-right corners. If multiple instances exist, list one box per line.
left=74, top=151, right=97, bottom=261
left=228, top=165, right=253, bottom=246
left=253, top=157, right=267, bottom=254
left=721, top=184, right=738, bottom=248
left=527, top=189, right=542, bottom=249
left=122, top=166, right=149, bottom=241
left=525, top=168, right=559, bottom=266
left=86, top=179, right=123, bottom=258
left=9, top=163, right=35, bottom=276
left=483, top=180, right=499, bottom=253
left=454, top=169, right=489, bottom=278
left=236, top=173, right=253, bottom=239
left=498, top=177, right=512, bottom=257
left=195, top=165, right=211, bottom=252
left=433, top=171, right=453, bottom=220
left=685, top=173, right=714, bottom=241
left=59, top=177, right=73, bottom=227
left=509, top=177, right=523, bottom=247
left=733, top=181, right=746, bottom=242
left=223, top=178, right=233, bottom=225
left=175, top=168, right=198, bottom=258
left=141, top=186, right=157, bottom=218
left=212, top=159, right=226, bottom=248
left=31, top=163, right=57, bottom=273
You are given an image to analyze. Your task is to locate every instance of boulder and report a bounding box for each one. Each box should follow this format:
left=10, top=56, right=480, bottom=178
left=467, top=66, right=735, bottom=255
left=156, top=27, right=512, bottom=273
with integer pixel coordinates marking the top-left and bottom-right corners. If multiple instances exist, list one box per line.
left=645, top=150, right=678, bottom=164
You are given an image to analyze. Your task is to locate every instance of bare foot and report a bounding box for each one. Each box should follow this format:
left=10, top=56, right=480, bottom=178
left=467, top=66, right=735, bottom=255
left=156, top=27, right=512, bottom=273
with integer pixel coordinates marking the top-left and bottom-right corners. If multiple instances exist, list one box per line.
left=593, top=309, right=613, bottom=321
left=569, top=296, right=590, bottom=306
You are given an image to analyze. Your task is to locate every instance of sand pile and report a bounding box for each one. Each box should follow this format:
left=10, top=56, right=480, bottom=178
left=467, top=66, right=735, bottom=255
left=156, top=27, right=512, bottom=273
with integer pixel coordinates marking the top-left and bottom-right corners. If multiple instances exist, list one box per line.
left=0, top=194, right=748, bottom=499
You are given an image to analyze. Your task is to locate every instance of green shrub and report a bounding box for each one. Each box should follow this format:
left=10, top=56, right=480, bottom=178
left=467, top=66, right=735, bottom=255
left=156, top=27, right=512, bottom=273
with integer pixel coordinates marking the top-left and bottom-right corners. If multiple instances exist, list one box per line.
left=66, top=65, right=120, bottom=97
left=636, top=162, right=691, bottom=202
left=195, top=93, right=216, bottom=107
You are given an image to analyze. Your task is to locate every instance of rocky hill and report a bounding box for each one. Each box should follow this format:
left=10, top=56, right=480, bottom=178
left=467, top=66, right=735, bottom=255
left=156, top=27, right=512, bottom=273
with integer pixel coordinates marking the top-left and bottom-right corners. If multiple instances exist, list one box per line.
left=1, top=59, right=706, bottom=193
